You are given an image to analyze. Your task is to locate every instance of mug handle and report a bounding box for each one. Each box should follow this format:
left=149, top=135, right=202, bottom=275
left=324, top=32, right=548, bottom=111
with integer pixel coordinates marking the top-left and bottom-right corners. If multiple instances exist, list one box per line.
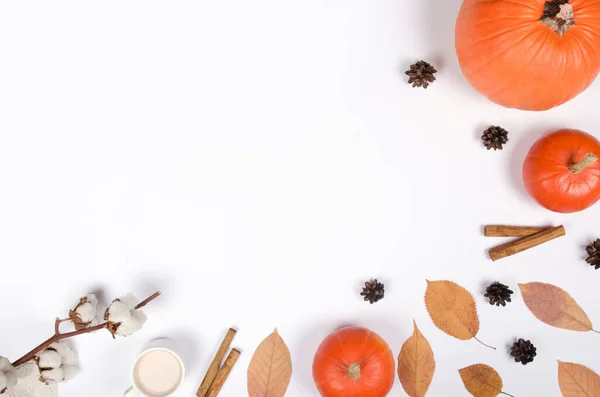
left=124, top=386, right=141, bottom=397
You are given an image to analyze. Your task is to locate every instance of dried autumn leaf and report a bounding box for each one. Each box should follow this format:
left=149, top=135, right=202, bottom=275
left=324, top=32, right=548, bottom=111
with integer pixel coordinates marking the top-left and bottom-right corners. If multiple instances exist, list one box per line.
left=459, top=364, right=514, bottom=397
left=397, top=320, right=435, bottom=397
left=519, top=282, right=598, bottom=332
left=424, top=280, right=494, bottom=349
left=247, top=329, right=292, bottom=397
left=558, top=360, right=600, bottom=396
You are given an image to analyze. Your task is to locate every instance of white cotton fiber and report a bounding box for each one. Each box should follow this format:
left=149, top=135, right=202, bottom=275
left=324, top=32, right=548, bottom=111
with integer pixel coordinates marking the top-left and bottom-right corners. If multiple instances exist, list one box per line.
left=38, top=351, right=61, bottom=369
left=0, top=373, right=7, bottom=390
left=40, top=367, right=64, bottom=384
left=118, top=294, right=139, bottom=311
left=49, top=343, right=76, bottom=367
left=0, top=357, right=11, bottom=372
left=107, top=301, right=132, bottom=323
left=61, top=365, right=76, bottom=381
left=116, top=310, right=147, bottom=336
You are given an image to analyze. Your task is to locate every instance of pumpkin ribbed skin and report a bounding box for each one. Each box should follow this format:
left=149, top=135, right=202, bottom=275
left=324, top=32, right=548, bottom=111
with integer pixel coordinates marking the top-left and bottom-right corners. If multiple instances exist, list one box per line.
left=523, top=129, right=600, bottom=212
left=312, top=326, right=395, bottom=397
left=456, top=0, right=600, bottom=110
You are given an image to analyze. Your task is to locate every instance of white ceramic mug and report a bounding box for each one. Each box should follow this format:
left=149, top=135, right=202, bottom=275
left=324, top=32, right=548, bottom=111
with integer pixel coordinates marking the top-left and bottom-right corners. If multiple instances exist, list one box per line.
left=124, top=338, right=185, bottom=397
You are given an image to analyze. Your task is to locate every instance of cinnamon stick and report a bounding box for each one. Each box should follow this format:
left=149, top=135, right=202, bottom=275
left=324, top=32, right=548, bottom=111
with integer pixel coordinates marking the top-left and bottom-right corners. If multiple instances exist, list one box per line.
left=196, top=328, right=237, bottom=397
left=488, top=225, right=566, bottom=261
left=484, top=225, right=550, bottom=237
left=206, top=348, right=241, bottom=397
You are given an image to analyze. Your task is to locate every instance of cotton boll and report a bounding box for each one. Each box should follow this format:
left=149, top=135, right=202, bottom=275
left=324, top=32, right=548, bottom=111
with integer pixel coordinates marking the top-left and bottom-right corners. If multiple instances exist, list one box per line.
left=116, top=311, right=147, bottom=336
left=49, top=343, right=76, bottom=367
left=76, top=294, right=99, bottom=323
left=76, top=302, right=96, bottom=323
left=84, top=294, right=98, bottom=307
left=0, top=358, right=11, bottom=372
left=107, top=301, right=132, bottom=323
left=40, top=367, right=64, bottom=384
left=0, top=373, right=7, bottom=391
left=38, top=351, right=61, bottom=369
left=4, top=370, right=16, bottom=389
left=118, top=294, right=139, bottom=311
left=61, top=365, right=76, bottom=381
left=15, top=363, right=34, bottom=379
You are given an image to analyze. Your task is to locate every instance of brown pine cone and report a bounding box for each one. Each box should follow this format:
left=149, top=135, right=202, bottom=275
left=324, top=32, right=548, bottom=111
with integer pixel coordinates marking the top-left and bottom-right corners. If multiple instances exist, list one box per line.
left=511, top=338, right=537, bottom=365
left=484, top=282, right=513, bottom=307
left=360, top=279, right=385, bottom=304
left=481, top=126, right=509, bottom=150
left=585, top=238, right=600, bottom=269
left=405, top=61, right=437, bottom=89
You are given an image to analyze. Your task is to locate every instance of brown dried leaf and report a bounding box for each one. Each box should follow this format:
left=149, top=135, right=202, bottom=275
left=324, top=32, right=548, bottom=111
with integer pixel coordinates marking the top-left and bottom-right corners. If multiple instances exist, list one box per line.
left=519, top=282, right=596, bottom=332
left=558, top=360, right=600, bottom=396
left=247, top=329, right=292, bottom=397
left=425, top=280, right=493, bottom=348
left=459, top=364, right=508, bottom=397
left=398, top=320, right=435, bottom=397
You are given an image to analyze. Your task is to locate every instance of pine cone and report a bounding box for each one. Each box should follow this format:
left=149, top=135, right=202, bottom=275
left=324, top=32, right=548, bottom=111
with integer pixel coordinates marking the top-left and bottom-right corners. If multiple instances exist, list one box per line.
left=511, top=338, right=537, bottom=365
left=405, top=61, right=437, bottom=89
left=484, top=282, right=514, bottom=307
left=360, top=279, right=385, bottom=304
left=481, top=126, right=509, bottom=150
left=585, top=239, right=600, bottom=269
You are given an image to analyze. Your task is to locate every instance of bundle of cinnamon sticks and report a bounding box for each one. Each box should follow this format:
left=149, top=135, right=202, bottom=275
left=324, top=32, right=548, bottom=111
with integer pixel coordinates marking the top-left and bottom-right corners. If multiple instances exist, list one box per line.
left=196, top=328, right=240, bottom=397
left=484, top=225, right=566, bottom=261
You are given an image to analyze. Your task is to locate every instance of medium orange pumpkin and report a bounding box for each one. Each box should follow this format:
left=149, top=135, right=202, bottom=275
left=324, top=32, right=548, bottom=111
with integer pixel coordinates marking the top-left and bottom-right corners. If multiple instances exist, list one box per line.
left=523, top=129, right=600, bottom=212
left=312, top=326, right=395, bottom=397
left=456, top=0, right=600, bottom=110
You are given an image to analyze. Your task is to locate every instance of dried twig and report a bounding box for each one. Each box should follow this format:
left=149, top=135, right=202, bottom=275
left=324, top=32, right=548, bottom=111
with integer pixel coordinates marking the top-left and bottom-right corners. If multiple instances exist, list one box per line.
left=12, top=291, right=161, bottom=367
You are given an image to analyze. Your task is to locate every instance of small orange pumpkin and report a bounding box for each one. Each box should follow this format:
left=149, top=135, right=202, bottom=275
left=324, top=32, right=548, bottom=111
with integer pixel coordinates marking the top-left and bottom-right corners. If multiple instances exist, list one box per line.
left=312, top=326, right=395, bottom=397
left=456, top=0, right=600, bottom=110
left=523, top=129, right=600, bottom=212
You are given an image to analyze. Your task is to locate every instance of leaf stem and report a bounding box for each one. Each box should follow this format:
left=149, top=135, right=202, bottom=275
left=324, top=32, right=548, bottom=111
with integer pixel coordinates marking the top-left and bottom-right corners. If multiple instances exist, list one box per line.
left=473, top=336, right=496, bottom=350
left=592, top=329, right=600, bottom=334
left=11, top=291, right=161, bottom=367
left=501, top=391, right=515, bottom=397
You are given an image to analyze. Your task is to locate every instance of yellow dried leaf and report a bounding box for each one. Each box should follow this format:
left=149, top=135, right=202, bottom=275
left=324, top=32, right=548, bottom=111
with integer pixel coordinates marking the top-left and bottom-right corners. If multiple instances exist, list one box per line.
left=519, top=282, right=596, bottom=332
left=558, top=360, right=600, bottom=396
left=459, top=364, right=510, bottom=397
left=397, top=320, right=435, bottom=397
left=425, top=280, right=493, bottom=349
left=247, top=329, right=292, bottom=397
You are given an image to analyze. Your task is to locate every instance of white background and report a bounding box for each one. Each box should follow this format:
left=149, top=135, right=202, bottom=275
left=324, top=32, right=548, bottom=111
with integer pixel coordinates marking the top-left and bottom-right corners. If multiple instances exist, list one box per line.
left=1, top=1, right=600, bottom=396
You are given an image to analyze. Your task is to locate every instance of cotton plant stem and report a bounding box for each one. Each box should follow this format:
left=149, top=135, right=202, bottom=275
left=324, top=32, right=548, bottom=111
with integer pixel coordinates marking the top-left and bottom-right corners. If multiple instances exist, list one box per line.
left=135, top=291, right=161, bottom=309
left=205, top=349, right=241, bottom=397
left=197, top=328, right=237, bottom=397
left=12, top=291, right=161, bottom=367
left=54, top=318, right=71, bottom=334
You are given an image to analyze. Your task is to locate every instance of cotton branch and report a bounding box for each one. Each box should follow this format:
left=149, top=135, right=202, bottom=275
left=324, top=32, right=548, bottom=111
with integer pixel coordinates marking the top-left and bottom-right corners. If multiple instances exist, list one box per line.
left=12, top=291, right=160, bottom=367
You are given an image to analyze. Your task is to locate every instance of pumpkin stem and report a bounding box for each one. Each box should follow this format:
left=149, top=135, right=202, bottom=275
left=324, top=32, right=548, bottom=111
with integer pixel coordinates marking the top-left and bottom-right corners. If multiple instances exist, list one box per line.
left=541, top=0, right=574, bottom=35
left=347, top=363, right=361, bottom=380
left=569, top=153, right=598, bottom=174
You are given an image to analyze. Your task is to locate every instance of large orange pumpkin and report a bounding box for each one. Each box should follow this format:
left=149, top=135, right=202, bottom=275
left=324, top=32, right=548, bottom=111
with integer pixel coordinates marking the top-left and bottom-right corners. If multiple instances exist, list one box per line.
left=312, top=326, right=395, bottom=397
left=456, top=0, right=600, bottom=110
left=523, top=129, right=600, bottom=212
